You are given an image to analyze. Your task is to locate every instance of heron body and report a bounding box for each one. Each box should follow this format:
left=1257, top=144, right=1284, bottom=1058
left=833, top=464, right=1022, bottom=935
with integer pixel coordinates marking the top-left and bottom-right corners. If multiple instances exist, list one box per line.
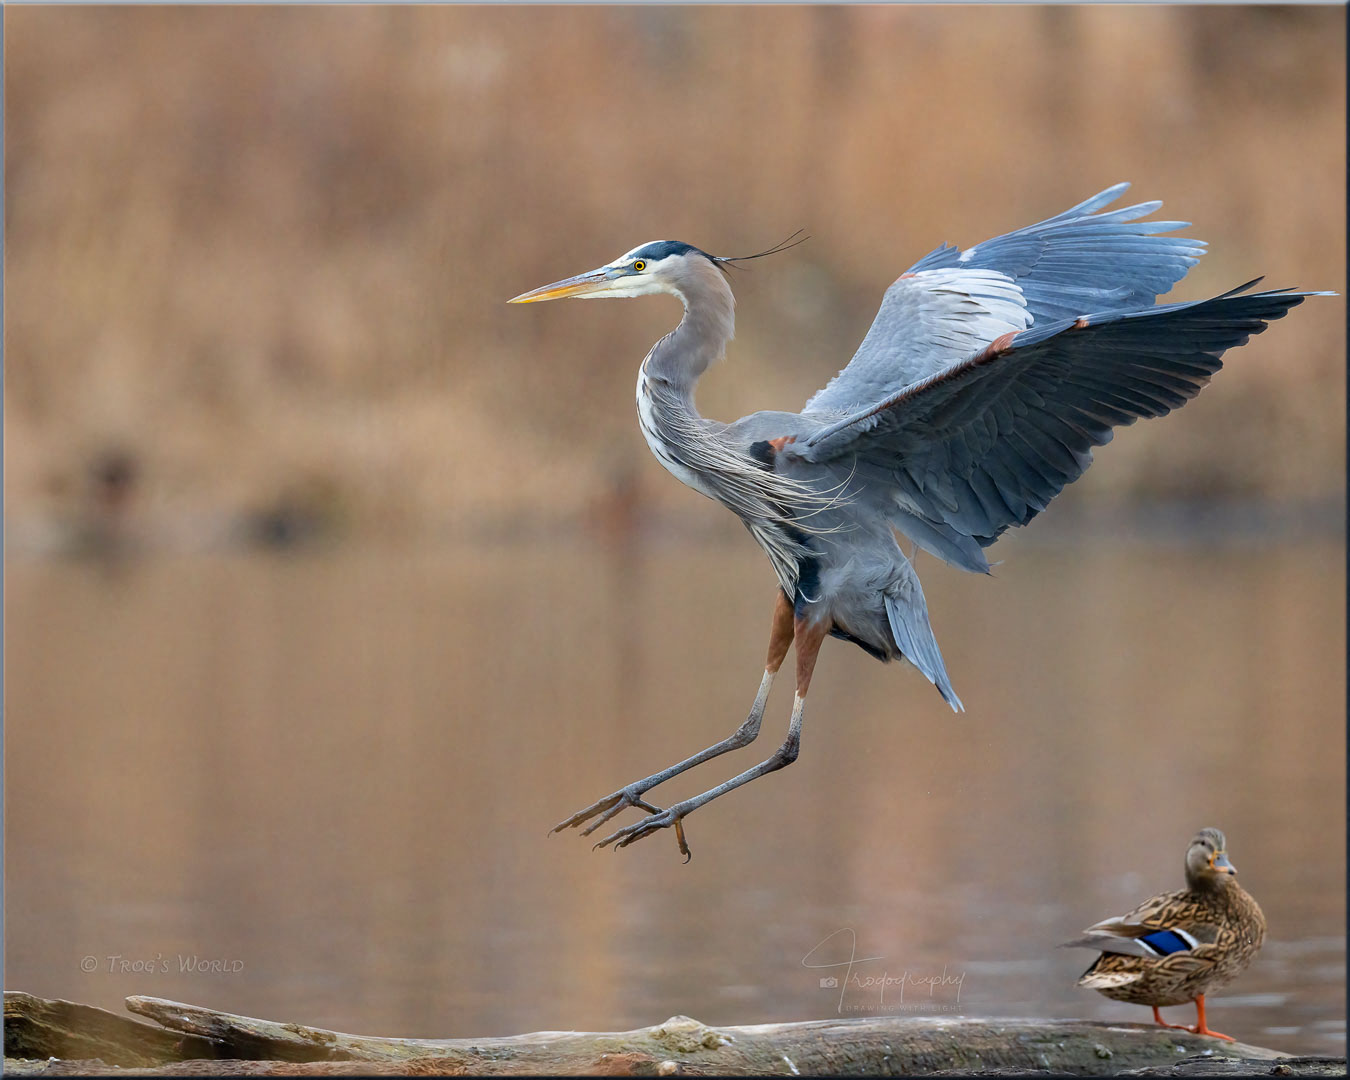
left=509, top=184, right=1327, bottom=858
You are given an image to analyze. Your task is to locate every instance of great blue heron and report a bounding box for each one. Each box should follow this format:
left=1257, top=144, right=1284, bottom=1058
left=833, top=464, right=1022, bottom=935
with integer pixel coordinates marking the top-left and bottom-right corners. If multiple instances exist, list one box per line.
left=509, top=183, right=1324, bottom=859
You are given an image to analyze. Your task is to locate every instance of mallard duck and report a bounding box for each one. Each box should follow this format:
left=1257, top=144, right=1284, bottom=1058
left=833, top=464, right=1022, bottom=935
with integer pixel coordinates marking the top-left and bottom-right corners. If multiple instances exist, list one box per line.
left=1062, top=828, right=1266, bottom=1040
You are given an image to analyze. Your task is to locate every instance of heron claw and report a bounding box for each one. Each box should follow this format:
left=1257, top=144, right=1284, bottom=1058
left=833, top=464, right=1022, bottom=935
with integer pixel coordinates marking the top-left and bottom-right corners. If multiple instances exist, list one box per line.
left=593, top=804, right=692, bottom=858
left=550, top=786, right=663, bottom=837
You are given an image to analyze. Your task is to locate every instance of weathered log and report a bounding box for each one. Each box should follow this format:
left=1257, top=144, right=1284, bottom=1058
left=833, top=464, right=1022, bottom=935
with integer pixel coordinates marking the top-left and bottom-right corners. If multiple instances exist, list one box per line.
left=1119, top=1056, right=1347, bottom=1077
left=4, top=992, right=1337, bottom=1077
left=3, top=991, right=222, bottom=1067
left=8, top=1056, right=1346, bottom=1078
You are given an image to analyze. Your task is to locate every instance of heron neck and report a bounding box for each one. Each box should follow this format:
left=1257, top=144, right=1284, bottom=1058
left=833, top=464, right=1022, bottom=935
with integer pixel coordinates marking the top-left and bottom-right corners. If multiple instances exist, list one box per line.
left=643, top=269, right=736, bottom=401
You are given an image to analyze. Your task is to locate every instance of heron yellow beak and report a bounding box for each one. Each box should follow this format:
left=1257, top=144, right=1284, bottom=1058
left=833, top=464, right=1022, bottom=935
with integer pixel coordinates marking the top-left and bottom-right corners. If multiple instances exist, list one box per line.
left=507, top=267, right=613, bottom=303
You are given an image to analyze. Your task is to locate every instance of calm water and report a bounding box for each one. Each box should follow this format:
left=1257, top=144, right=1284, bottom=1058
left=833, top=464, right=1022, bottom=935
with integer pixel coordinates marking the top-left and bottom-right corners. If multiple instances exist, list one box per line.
left=5, top=531, right=1345, bottom=1055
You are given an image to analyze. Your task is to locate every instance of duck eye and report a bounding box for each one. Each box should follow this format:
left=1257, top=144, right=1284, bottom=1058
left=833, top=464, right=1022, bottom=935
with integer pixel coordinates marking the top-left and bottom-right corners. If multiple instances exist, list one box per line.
left=633, top=260, right=647, bottom=272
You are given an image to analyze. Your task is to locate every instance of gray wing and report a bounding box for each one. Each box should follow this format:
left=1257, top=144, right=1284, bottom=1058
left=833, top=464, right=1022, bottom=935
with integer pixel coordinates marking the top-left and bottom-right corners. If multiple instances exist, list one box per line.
left=804, top=183, right=1206, bottom=416
left=803, top=268, right=1031, bottom=415
left=796, top=283, right=1320, bottom=569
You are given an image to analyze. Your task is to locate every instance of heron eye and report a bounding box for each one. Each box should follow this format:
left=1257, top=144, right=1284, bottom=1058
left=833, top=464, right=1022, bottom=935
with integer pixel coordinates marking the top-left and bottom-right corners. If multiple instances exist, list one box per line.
left=633, top=260, right=647, bottom=272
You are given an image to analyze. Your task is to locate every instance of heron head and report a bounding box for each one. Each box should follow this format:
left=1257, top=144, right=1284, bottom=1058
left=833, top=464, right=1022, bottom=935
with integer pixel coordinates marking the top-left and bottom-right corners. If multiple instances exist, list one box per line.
left=507, top=241, right=715, bottom=304
left=1185, top=827, right=1237, bottom=888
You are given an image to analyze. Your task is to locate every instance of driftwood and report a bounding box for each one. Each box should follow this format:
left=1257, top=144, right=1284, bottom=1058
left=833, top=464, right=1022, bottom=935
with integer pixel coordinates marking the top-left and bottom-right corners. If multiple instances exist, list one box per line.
left=1118, top=1058, right=1346, bottom=1078
left=4, top=992, right=1341, bottom=1077
left=4, top=992, right=221, bottom=1067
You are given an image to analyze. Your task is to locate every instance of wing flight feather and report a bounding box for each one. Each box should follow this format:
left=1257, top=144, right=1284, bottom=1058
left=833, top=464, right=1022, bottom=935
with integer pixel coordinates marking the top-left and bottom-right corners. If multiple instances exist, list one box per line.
left=797, top=284, right=1320, bottom=560
left=804, top=184, right=1207, bottom=418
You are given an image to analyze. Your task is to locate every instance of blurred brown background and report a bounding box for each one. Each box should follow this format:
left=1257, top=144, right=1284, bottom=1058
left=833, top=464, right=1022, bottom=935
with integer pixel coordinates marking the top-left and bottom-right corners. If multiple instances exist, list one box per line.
left=3, top=4, right=1344, bottom=547
left=5, top=3, right=1345, bottom=1058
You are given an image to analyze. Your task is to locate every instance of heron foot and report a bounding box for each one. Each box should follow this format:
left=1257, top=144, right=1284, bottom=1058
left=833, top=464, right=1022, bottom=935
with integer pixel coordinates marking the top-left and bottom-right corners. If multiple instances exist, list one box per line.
left=549, top=786, right=663, bottom=838
left=593, top=804, right=693, bottom=861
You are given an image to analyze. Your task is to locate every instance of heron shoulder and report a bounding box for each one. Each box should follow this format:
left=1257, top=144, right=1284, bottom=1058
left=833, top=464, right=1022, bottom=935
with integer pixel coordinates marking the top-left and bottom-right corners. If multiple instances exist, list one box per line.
left=724, top=410, right=825, bottom=452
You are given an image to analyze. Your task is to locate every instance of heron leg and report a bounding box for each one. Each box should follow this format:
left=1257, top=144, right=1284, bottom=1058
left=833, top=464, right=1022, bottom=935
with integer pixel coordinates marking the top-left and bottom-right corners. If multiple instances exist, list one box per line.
left=550, top=591, right=795, bottom=839
left=593, top=611, right=829, bottom=858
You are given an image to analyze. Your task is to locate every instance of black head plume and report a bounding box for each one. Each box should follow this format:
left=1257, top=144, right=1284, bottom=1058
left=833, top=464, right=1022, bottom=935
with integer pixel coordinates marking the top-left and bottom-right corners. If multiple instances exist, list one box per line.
left=710, top=230, right=811, bottom=273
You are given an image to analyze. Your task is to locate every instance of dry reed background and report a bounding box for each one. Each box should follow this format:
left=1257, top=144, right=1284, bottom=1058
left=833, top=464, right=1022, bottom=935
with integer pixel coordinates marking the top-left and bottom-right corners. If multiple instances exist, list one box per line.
left=4, top=6, right=1347, bottom=1048
left=4, top=4, right=1345, bottom=547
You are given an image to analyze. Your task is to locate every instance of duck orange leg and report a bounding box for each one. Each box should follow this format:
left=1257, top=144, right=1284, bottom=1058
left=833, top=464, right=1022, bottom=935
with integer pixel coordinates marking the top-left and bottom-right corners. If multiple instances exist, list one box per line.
left=1188, top=994, right=1234, bottom=1041
left=1151, top=1006, right=1189, bottom=1031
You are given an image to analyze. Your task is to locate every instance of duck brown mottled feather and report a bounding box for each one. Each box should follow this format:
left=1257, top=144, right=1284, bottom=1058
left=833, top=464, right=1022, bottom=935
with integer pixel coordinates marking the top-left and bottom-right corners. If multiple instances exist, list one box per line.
left=1077, top=881, right=1266, bottom=1008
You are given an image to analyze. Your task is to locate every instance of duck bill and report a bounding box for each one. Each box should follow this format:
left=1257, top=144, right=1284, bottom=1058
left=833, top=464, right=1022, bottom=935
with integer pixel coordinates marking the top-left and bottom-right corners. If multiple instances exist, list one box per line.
left=1212, top=852, right=1237, bottom=875
left=507, top=267, right=612, bottom=304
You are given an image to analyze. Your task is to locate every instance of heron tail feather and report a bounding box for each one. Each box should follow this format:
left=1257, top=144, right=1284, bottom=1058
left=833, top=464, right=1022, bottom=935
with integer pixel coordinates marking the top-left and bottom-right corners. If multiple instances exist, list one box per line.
left=884, top=565, right=964, bottom=713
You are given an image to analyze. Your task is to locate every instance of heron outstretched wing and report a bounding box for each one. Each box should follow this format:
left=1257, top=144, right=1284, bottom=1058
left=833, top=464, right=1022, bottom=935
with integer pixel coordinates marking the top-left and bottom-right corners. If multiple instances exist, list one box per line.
left=804, top=183, right=1207, bottom=415
left=796, top=283, right=1319, bottom=559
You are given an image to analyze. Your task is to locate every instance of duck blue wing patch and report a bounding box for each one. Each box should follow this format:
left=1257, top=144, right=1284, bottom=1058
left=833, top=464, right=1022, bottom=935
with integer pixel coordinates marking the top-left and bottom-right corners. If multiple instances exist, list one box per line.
left=1139, top=929, right=1194, bottom=955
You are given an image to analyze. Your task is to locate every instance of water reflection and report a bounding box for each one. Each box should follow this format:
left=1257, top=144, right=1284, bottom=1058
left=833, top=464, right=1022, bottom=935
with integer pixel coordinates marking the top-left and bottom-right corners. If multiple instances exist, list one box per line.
left=5, top=535, right=1344, bottom=1053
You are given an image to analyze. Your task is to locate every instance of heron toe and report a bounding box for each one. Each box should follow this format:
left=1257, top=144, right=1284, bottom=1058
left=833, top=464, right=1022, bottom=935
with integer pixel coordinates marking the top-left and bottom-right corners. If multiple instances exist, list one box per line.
left=594, top=804, right=690, bottom=856
left=550, top=788, right=663, bottom=835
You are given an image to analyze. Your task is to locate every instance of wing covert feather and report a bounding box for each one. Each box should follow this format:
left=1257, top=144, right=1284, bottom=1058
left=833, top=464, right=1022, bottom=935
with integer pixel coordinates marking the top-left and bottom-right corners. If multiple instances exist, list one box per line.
left=804, top=268, right=1030, bottom=415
